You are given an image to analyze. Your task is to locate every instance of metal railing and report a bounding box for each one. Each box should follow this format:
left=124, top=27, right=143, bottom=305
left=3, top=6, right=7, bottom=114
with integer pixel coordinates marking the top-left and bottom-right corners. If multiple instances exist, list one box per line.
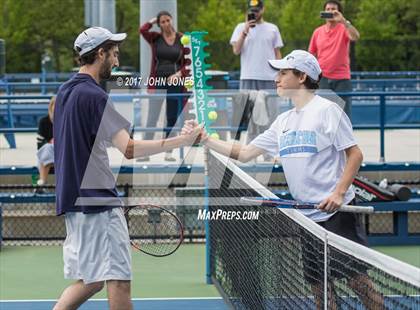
left=1, top=91, right=419, bottom=162
left=2, top=78, right=419, bottom=94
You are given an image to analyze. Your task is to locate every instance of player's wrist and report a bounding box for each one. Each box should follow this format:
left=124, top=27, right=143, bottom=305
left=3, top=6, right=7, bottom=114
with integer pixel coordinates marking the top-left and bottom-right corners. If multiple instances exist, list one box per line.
left=334, top=188, right=347, bottom=197
left=184, top=134, right=195, bottom=146
left=201, top=134, right=210, bottom=145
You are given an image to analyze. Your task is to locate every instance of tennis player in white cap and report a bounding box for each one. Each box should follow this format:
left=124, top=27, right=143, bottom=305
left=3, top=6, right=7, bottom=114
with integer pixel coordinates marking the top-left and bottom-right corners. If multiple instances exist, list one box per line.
left=183, top=50, right=384, bottom=309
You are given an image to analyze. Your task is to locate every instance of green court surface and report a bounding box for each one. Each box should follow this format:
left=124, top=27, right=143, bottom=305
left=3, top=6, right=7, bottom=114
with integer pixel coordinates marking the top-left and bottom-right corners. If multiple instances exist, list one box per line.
left=0, top=244, right=419, bottom=300
left=0, top=244, right=219, bottom=300
left=372, top=245, right=420, bottom=268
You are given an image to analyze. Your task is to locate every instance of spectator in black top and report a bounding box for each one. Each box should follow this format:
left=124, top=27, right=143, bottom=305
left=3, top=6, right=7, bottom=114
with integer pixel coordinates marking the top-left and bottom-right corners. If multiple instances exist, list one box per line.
left=139, top=10, right=190, bottom=161
left=36, top=96, right=55, bottom=190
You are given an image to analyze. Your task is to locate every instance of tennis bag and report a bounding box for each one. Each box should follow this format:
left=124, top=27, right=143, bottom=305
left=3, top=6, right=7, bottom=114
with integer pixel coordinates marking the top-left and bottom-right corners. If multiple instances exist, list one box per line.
left=352, top=176, right=411, bottom=202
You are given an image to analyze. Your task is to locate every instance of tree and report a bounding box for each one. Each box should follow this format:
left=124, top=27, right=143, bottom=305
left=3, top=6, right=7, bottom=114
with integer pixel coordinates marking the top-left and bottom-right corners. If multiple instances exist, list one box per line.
left=278, top=0, right=325, bottom=54
left=354, top=0, right=419, bottom=70
left=116, top=0, right=140, bottom=71
left=178, top=0, right=208, bottom=32
left=187, top=0, right=243, bottom=70
left=0, top=0, right=418, bottom=73
left=0, top=0, right=84, bottom=73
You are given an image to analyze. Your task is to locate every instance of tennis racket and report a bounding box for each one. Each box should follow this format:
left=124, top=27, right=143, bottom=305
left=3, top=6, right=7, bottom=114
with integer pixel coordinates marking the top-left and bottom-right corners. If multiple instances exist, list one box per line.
left=124, top=204, right=184, bottom=257
left=240, top=197, right=374, bottom=214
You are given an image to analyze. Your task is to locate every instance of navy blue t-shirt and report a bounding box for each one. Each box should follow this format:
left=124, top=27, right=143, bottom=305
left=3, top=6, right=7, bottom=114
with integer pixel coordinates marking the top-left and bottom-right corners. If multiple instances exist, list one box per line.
left=54, top=74, right=130, bottom=215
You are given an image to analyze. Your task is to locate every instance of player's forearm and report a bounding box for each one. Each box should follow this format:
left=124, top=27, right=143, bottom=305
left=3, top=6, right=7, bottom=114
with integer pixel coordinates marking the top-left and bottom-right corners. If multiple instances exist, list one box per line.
left=335, top=146, right=363, bottom=195
left=129, top=136, right=188, bottom=158
left=204, top=137, right=240, bottom=159
left=204, top=138, right=253, bottom=162
left=204, top=138, right=263, bottom=162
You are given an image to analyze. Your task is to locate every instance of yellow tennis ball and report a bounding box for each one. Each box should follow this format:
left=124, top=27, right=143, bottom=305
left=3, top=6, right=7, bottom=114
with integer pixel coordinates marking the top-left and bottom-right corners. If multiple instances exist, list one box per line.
left=210, top=132, right=220, bottom=140
left=208, top=111, right=218, bottom=121
left=180, top=35, right=190, bottom=45
left=184, top=79, right=194, bottom=89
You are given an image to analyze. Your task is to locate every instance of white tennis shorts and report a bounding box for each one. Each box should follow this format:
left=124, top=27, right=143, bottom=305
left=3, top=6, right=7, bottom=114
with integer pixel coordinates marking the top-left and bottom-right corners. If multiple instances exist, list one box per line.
left=37, top=143, right=54, bottom=166
left=63, top=207, right=132, bottom=284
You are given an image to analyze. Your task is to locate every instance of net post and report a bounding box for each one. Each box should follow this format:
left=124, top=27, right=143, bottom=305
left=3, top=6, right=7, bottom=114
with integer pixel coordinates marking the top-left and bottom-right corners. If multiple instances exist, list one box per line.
left=324, top=231, right=328, bottom=310
left=204, top=147, right=212, bottom=284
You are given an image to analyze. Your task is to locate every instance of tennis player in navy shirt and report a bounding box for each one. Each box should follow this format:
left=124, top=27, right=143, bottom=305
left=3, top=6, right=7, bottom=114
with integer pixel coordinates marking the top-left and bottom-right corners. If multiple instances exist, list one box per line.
left=53, top=27, right=200, bottom=310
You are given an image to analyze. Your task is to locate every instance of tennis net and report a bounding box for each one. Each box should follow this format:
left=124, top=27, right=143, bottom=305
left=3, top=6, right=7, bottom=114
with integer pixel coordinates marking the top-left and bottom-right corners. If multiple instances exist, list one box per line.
left=205, top=150, right=420, bottom=310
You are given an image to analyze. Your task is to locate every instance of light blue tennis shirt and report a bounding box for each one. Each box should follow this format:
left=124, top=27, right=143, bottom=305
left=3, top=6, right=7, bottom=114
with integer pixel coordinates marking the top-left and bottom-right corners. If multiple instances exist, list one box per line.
left=251, top=95, right=356, bottom=222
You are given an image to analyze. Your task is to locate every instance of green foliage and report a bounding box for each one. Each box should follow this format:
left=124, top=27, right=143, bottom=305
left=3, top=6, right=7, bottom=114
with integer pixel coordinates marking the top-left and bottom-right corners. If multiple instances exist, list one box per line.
left=186, top=0, right=243, bottom=70
left=190, top=0, right=242, bottom=42
left=0, top=0, right=418, bottom=73
left=354, top=0, right=419, bottom=70
left=178, top=0, right=208, bottom=32
left=278, top=0, right=325, bottom=53
left=115, top=0, right=139, bottom=70
left=0, top=0, right=84, bottom=73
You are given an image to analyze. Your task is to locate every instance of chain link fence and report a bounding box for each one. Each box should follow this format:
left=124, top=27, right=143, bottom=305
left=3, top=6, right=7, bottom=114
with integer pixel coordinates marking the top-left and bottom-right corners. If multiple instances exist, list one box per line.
left=1, top=184, right=419, bottom=246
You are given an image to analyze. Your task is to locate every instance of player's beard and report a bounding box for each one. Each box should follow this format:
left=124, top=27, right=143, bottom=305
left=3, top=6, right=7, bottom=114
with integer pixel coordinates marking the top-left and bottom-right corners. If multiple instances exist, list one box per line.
left=99, top=56, right=113, bottom=80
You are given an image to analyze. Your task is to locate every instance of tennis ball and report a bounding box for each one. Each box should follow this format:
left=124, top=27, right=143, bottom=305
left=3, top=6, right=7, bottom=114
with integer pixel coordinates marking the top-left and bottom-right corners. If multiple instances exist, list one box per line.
left=180, top=35, right=190, bottom=45
left=210, top=132, right=220, bottom=140
left=184, top=79, right=194, bottom=89
left=208, top=110, right=218, bottom=121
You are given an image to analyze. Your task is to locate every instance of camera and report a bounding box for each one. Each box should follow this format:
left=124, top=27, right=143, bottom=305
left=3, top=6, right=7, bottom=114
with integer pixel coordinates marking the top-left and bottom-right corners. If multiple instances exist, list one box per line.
left=320, top=11, right=334, bottom=19
left=247, top=11, right=256, bottom=27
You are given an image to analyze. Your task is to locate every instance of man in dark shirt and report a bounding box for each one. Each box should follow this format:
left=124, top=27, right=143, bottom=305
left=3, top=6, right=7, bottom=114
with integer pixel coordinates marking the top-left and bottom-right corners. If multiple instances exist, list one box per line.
left=53, top=27, right=200, bottom=310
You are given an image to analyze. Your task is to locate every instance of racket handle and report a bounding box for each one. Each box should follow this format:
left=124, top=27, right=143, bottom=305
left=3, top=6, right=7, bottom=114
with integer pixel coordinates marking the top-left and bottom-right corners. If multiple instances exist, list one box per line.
left=339, top=205, right=374, bottom=214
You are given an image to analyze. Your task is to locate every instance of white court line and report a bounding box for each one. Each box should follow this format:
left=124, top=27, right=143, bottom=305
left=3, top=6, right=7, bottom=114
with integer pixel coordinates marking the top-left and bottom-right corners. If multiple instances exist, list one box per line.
left=2, top=295, right=419, bottom=302
left=0, top=297, right=223, bottom=302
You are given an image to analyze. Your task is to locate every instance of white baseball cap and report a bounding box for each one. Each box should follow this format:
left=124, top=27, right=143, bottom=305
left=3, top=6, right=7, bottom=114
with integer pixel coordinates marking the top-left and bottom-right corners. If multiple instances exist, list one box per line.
left=74, top=27, right=127, bottom=56
left=268, top=50, right=322, bottom=81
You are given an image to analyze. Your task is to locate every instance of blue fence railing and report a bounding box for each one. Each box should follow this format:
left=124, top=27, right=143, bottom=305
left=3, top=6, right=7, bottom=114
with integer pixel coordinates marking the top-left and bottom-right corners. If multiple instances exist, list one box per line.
left=2, top=78, right=419, bottom=94
left=0, top=82, right=63, bottom=95
left=351, top=71, right=420, bottom=78
left=1, top=91, right=419, bottom=161
left=2, top=70, right=419, bottom=82
left=1, top=162, right=419, bottom=176
left=227, top=78, right=419, bottom=91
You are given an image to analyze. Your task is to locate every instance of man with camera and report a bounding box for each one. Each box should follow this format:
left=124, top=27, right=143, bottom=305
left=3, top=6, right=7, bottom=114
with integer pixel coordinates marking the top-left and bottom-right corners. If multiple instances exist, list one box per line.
left=231, top=0, right=283, bottom=92
left=230, top=0, right=283, bottom=155
left=309, top=0, right=360, bottom=119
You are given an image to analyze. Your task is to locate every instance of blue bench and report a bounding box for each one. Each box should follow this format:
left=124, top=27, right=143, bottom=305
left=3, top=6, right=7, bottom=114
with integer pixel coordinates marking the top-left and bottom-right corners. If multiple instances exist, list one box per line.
left=1, top=192, right=418, bottom=245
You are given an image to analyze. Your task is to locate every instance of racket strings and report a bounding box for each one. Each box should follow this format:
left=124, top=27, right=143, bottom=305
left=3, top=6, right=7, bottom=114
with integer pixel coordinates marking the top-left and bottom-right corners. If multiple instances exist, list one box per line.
left=125, top=205, right=184, bottom=257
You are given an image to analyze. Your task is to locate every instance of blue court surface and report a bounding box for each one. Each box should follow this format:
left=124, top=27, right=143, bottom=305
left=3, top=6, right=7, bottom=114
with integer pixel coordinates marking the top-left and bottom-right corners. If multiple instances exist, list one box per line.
left=0, top=297, right=228, bottom=310
left=228, top=296, right=420, bottom=309
left=2, top=296, right=418, bottom=310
